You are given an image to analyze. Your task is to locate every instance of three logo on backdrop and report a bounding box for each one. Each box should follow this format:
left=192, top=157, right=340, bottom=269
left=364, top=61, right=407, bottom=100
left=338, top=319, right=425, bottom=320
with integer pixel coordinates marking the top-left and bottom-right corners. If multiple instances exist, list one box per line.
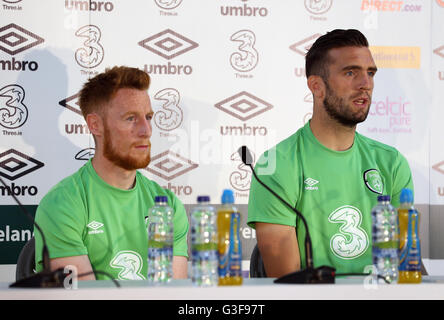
left=2, top=0, right=22, bottom=11
left=0, top=84, right=28, bottom=135
left=153, top=88, right=183, bottom=135
left=305, top=0, right=332, bottom=20
left=74, top=25, right=104, bottom=75
left=154, top=0, right=183, bottom=16
left=230, top=30, right=258, bottom=78
left=229, top=149, right=255, bottom=194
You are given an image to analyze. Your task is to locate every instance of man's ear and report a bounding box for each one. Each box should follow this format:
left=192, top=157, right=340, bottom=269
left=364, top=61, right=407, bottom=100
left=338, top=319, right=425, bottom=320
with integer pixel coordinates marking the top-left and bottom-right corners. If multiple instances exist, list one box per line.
left=307, top=75, right=326, bottom=101
left=86, top=113, right=103, bottom=138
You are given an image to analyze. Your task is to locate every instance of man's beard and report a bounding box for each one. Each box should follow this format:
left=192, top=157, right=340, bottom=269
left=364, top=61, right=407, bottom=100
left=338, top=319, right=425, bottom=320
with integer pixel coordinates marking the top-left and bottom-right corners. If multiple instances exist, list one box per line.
left=323, top=81, right=370, bottom=127
left=102, top=123, right=151, bottom=171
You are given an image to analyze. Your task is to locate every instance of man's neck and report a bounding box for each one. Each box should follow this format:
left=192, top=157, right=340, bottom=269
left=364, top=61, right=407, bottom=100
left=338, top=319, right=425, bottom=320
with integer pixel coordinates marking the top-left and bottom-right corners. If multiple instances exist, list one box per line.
left=309, top=115, right=357, bottom=152
left=91, top=154, right=137, bottom=190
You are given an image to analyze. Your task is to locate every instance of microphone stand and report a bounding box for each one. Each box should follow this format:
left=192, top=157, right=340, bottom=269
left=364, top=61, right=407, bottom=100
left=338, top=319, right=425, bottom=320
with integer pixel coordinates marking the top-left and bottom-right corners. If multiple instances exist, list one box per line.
left=238, top=146, right=336, bottom=284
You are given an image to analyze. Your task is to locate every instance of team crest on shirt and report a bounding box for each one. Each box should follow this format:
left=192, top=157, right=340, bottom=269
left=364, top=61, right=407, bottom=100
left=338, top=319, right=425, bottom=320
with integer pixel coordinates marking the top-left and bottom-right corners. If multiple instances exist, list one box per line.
left=363, top=169, right=383, bottom=194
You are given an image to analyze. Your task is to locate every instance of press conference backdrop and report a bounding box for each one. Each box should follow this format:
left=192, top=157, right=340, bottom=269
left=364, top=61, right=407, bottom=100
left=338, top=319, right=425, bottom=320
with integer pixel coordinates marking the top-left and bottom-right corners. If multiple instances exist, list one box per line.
left=0, top=0, right=444, bottom=281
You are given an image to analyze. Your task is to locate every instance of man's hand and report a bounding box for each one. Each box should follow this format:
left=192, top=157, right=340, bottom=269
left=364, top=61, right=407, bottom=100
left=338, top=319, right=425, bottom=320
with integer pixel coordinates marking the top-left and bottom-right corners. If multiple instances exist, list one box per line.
left=172, top=256, right=188, bottom=279
left=255, top=222, right=301, bottom=278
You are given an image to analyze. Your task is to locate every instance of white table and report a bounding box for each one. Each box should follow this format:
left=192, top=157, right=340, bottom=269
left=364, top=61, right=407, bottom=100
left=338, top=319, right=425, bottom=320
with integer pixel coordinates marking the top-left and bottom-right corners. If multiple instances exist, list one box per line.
left=1, top=276, right=444, bottom=300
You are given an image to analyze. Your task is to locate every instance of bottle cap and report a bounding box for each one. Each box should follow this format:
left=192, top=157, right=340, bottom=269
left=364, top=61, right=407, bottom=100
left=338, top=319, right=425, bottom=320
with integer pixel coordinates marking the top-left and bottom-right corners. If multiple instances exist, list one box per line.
left=400, top=188, right=413, bottom=203
left=155, top=195, right=168, bottom=203
left=197, top=195, right=210, bottom=203
left=377, top=195, right=390, bottom=202
left=221, top=189, right=234, bottom=204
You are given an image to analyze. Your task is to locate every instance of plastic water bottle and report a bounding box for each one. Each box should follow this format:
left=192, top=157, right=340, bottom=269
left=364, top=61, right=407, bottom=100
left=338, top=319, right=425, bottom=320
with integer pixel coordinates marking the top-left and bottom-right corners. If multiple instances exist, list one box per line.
left=191, top=195, right=218, bottom=286
left=371, top=195, right=399, bottom=284
left=147, top=196, right=173, bottom=284
left=217, top=189, right=242, bottom=286
left=398, top=188, right=422, bottom=283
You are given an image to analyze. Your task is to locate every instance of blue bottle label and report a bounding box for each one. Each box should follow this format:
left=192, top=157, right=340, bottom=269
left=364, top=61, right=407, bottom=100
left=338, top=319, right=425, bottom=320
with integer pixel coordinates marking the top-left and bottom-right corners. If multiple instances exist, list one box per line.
left=399, top=209, right=421, bottom=272
left=218, top=212, right=242, bottom=278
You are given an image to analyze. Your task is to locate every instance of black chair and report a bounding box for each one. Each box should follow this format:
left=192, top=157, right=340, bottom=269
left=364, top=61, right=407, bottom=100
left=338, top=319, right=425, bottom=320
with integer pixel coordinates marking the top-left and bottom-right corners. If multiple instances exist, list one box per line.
left=15, top=237, right=36, bottom=281
left=249, top=243, right=267, bottom=278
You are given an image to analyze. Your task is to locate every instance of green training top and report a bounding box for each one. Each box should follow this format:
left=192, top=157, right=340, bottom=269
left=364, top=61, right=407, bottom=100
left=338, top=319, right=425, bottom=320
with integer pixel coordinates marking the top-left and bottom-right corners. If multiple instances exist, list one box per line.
left=34, top=160, right=189, bottom=280
left=247, top=121, right=413, bottom=274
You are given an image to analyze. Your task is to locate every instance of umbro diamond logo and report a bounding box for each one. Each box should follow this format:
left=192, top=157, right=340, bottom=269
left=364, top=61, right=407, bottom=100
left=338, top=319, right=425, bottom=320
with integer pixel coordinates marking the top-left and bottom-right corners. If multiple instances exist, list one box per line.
left=145, top=150, right=198, bottom=181
left=138, top=29, right=198, bottom=60
left=0, top=23, right=44, bottom=56
left=289, top=33, right=322, bottom=57
left=215, top=91, right=273, bottom=121
left=434, top=45, right=444, bottom=59
left=59, top=92, right=82, bottom=116
left=87, top=220, right=104, bottom=234
left=304, top=177, right=319, bottom=190
left=0, top=149, right=44, bottom=181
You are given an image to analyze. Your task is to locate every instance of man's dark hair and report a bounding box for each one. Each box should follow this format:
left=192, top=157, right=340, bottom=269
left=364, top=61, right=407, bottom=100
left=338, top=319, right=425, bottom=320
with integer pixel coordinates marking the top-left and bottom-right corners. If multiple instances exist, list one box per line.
left=305, top=29, right=369, bottom=79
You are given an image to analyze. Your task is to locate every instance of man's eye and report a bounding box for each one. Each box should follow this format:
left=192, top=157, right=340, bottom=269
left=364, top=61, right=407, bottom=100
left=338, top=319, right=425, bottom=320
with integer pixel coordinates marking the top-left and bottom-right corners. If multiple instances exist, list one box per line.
left=345, top=70, right=354, bottom=76
left=127, top=116, right=135, bottom=121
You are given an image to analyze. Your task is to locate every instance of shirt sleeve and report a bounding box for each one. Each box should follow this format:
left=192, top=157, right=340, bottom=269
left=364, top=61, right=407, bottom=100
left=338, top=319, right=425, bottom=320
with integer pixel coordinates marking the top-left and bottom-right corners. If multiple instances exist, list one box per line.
left=390, top=151, right=414, bottom=208
left=247, top=149, right=300, bottom=229
left=168, top=190, right=189, bottom=258
left=34, top=185, right=88, bottom=272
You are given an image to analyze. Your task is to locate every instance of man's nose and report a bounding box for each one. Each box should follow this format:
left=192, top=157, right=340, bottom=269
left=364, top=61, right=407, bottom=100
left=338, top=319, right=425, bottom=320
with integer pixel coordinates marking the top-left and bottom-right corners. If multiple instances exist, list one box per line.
left=139, top=117, right=152, bottom=137
left=359, top=73, right=373, bottom=91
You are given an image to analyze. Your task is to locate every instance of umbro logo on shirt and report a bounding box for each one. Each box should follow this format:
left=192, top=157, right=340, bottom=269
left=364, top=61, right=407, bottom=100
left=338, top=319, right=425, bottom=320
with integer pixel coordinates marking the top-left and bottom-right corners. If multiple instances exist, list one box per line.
left=304, top=178, right=319, bottom=190
left=87, top=221, right=104, bottom=235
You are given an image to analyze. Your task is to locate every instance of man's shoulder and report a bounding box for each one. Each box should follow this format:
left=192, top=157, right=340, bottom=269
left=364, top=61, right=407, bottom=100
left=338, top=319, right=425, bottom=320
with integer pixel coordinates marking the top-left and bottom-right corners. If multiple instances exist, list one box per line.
left=136, top=171, right=164, bottom=192
left=261, top=126, right=304, bottom=161
left=136, top=171, right=181, bottom=202
left=356, top=132, right=401, bottom=157
left=40, top=164, right=88, bottom=205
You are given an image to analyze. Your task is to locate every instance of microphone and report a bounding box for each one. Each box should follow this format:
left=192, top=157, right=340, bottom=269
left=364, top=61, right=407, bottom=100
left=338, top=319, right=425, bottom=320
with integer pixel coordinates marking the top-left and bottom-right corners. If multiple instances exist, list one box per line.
left=238, top=146, right=336, bottom=284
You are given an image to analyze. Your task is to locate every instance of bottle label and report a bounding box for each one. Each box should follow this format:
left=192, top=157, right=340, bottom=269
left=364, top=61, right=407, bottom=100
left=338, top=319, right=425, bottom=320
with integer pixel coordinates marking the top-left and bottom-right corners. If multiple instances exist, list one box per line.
left=192, top=245, right=218, bottom=262
left=399, top=209, right=421, bottom=272
left=218, top=212, right=242, bottom=278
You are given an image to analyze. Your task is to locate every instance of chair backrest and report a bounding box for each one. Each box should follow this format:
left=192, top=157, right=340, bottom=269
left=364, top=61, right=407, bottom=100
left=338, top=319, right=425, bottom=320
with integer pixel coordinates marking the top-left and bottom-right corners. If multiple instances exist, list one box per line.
left=15, top=237, right=36, bottom=281
left=249, top=243, right=267, bottom=278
